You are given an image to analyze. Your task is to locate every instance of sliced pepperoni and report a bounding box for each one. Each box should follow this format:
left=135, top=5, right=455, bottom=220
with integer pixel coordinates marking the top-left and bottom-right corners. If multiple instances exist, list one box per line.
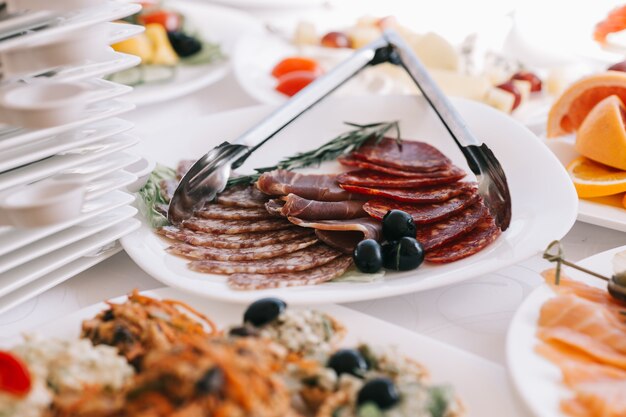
left=340, top=182, right=477, bottom=203
left=188, top=244, right=342, bottom=274
left=416, top=202, right=488, bottom=250
left=425, top=215, right=501, bottom=263
left=157, top=226, right=314, bottom=248
left=336, top=169, right=465, bottom=188
left=195, top=204, right=275, bottom=220
left=338, top=154, right=465, bottom=178
left=228, top=255, right=353, bottom=290
left=363, top=193, right=480, bottom=224
left=167, top=235, right=318, bottom=261
left=182, top=217, right=292, bottom=234
left=352, top=137, right=451, bottom=172
left=216, top=185, right=269, bottom=208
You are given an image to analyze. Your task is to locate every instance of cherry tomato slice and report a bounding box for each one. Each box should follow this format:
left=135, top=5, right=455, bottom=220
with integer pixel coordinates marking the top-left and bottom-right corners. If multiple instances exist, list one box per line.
left=0, top=352, right=31, bottom=397
left=138, top=10, right=181, bottom=32
left=275, top=71, right=319, bottom=97
left=271, top=57, right=322, bottom=79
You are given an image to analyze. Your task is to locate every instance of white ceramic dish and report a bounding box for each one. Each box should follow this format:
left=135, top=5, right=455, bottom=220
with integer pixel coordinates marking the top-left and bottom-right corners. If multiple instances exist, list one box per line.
left=543, top=135, right=626, bottom=232
left=204, top=0, right=325, bottom=8
left=126, top=1, right=263, bottom=106
left=22, top=287, right=527, bottom=417
left=40, top=51, right=140, bottom=84
left=83, top=170, right=137, bottom=200
left=507, top=245, right=624, bottom=417
left=0, top=218, right=139, bottom=299
left=122, top=95, right=578, bottom=305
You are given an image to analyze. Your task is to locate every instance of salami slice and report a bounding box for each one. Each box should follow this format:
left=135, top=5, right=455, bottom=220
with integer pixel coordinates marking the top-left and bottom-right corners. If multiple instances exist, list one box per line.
left=416, top=202, right=488, bottom=250
left=352, top=137, right=451, bottom=172
left=157, top=226, right=314, bottom=248
left=425, top=215, right=501, bottom=263
left=337, top=169, right=465, bottom=188
left=216, top=185, right=269, bottom=208
left=195, top=204, right=275, bottom=220
left=338, top=154, right=465, bottom=178
left=182, top=217, right=292, bottom=234
left=363, top=193, right=480, bottom=224
left=341, top=182, right=477, bottom=203
left=167, top=235, right=318, bottom=261
left=188, top=244, right=342, bottom=274
left=228, top=255, right=353, bottom=290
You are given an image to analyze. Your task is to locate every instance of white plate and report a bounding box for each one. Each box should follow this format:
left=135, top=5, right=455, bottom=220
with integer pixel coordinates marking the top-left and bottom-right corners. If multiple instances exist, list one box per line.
left=126, top=1, right=263, bottom=106
left=122, top=95, right=577, bottom=305
left=22, top=287, right=527, bottom=417
left=42, top=51, right=140, bottom=84
left=507, top=245, right=624, bottom=417
left=543, top=135, right=626, bottom=232
left=203, top=0, right=325, bottom=9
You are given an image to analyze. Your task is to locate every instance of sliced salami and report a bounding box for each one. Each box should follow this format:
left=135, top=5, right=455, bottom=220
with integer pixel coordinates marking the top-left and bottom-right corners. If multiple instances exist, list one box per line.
left=338, top=154, right=465, bottom=178
left=352, top=137, right=451, bottom=172
left=337, top=169, right=465, bottom=188
left=157, top=226, right=314, bottom=248
left=216, top=185, right=269, bottom=208
left=425, top=215, right=501, bottom=263
left=167, top=235, right=318, bottom=261
left=228, top=255, right=353, bottom=290
left=195, top=204, right=274, bottom=220
left=182, top=217, right=292, bottom=234
left=363, top=193, right=480, bottom=224
left=340, top=182, right=477, bottom=203
left=416, top=202, right=488, bottom=250
left=188, top=244, right=342, bottom=274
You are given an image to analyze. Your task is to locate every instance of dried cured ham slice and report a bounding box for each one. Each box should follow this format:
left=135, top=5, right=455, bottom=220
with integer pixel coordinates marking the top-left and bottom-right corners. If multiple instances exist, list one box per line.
left=265, top=199, right=286, bottom=217
left=364, top=193, right=480, bottom=224
left=157, top=226, right=313, bottom=249
left=167, top=235, right=318, bottom=261
left=256, top=170, right=361, bottom=202
left=216, top=185, right=269, bottom=208
left=288, top=217, right=382, bottom=254
left=340, top=182, right=477, bottom=203
left=195, top=204, right=275, bottom=220
left=182, top=217, right=292, bottom=234
left=280, top=194, right=366, bottom=220
left=352, top=137, right=451, bottom=172
left=188, top=244, right=342, bottom=274
left=337, top=169, right=465, bottom=188
left=425, top=215, right=500, bottom=263
left=338, top=154, right=464, bottom=178
left=416, top=202, right=488, bottom=250
left=228, top=256, right=353, bottom=290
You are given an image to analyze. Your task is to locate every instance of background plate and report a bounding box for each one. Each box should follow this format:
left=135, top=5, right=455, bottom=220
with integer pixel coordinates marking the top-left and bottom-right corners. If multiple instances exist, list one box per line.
left=122, top=95, right=577, bottom=304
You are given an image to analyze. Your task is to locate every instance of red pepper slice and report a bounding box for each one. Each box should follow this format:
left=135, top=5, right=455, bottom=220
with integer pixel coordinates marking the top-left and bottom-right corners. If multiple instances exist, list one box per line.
left=0, top=351, right=31, bottom=397
left=275, top=70, right=319, bottom=97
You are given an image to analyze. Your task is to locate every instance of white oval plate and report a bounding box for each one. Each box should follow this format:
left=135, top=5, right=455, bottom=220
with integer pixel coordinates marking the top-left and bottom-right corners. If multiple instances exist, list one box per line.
left=543, top=135, right=626, bottom=232
left=200, top=0, right=325, bottom=9
left=506, top=245, right=625, bottom=417
left=126, top=1, right=263, bottom=106
left=121, top=94, right=577, bottom=305
left=18, top=287, right=528, bottom=417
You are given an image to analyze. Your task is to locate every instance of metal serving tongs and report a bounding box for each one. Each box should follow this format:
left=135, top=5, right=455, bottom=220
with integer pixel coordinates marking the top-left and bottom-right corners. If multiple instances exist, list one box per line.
left=168, top=29, right=512, bottom=231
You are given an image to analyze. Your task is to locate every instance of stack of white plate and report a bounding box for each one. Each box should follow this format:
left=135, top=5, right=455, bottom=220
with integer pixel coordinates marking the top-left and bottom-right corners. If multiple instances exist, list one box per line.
left=0, top=0, right=146, bottom=314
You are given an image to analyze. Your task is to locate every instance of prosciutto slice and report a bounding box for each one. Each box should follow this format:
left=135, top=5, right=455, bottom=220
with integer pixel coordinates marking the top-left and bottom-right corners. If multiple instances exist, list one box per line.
left=288, top=217, right=382, bottom=253
left=352, top=137, right=451, bottom=172
left=256, top=170, right=362, bottom=202
left=279, top=194, right=366, bottom=220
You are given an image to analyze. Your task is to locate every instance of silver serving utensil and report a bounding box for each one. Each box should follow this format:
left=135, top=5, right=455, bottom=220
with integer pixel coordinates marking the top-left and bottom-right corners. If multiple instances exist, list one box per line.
left=169, top=30, right=512, bottom=231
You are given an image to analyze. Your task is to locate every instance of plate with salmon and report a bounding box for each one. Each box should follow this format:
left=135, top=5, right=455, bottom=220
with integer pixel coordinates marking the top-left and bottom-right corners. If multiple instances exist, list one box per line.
left=121, top=94, right=577, bottom=304
left=507, top=245, right=626, bottom=417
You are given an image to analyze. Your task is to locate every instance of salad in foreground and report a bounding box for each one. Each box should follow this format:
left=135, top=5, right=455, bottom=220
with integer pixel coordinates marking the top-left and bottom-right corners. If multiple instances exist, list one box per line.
left=0, top=293, right=463, bottom=417
left=140, top=121, right=501, bottom=290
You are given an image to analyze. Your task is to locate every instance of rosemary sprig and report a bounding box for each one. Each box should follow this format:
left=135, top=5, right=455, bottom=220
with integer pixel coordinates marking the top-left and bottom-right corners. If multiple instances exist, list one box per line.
left=226, top=120, right=400, bottom=188
left=138, top=164, right=176, bottom=228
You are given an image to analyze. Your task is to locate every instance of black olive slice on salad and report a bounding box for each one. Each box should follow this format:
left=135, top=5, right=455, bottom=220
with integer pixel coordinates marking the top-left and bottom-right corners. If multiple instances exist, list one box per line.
left=357, top=377, right=401, bottom=411
left=195, top=367, right=225, bottom=394
left=243, top=298, right=287, bottom=327
left=327, top=349, right=368, bottom=377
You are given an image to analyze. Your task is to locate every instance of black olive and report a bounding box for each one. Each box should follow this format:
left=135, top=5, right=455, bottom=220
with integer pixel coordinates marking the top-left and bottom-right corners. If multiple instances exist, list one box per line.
left=608, top=276, right=626, bottom=303
left=382, top=237, right=425, bottom=271
left=102, top=309, right=114, bottom=322
left=327, top=349, right=368, bottom=377
left=228, top=325, right=259, bottom=337
left=167, top=31, right=202, bottom=57
left=357, top=377, right=400, bottom=410
left=382, top=210, right=416, bottom=242
left=196, top=367, right=224, bottom=394
left=353, top=239, right=383, bottom=273
left=243, top=298, right=286, bottom=327
left=112, top=325, right=134, bottom=344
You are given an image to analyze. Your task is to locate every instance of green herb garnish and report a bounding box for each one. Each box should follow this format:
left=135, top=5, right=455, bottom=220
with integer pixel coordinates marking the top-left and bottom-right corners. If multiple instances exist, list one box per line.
left=138, top=164, right=176, bottom=228
left=226, top=120, right=401, bottom=188
left=428, top=386, right=451, bottom=417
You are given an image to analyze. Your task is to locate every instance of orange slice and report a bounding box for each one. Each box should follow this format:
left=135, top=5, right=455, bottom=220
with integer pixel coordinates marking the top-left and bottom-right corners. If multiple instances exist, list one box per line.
left=575, top=95, right=626, bottom=170
left=546, top=71, right=626, bottom=138
left=567, top=156, right=626, bottom=198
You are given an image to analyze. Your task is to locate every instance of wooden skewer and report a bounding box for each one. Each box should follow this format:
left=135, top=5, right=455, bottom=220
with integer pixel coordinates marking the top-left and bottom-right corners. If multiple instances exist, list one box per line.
left=542, top=240, right=612, bottom=284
